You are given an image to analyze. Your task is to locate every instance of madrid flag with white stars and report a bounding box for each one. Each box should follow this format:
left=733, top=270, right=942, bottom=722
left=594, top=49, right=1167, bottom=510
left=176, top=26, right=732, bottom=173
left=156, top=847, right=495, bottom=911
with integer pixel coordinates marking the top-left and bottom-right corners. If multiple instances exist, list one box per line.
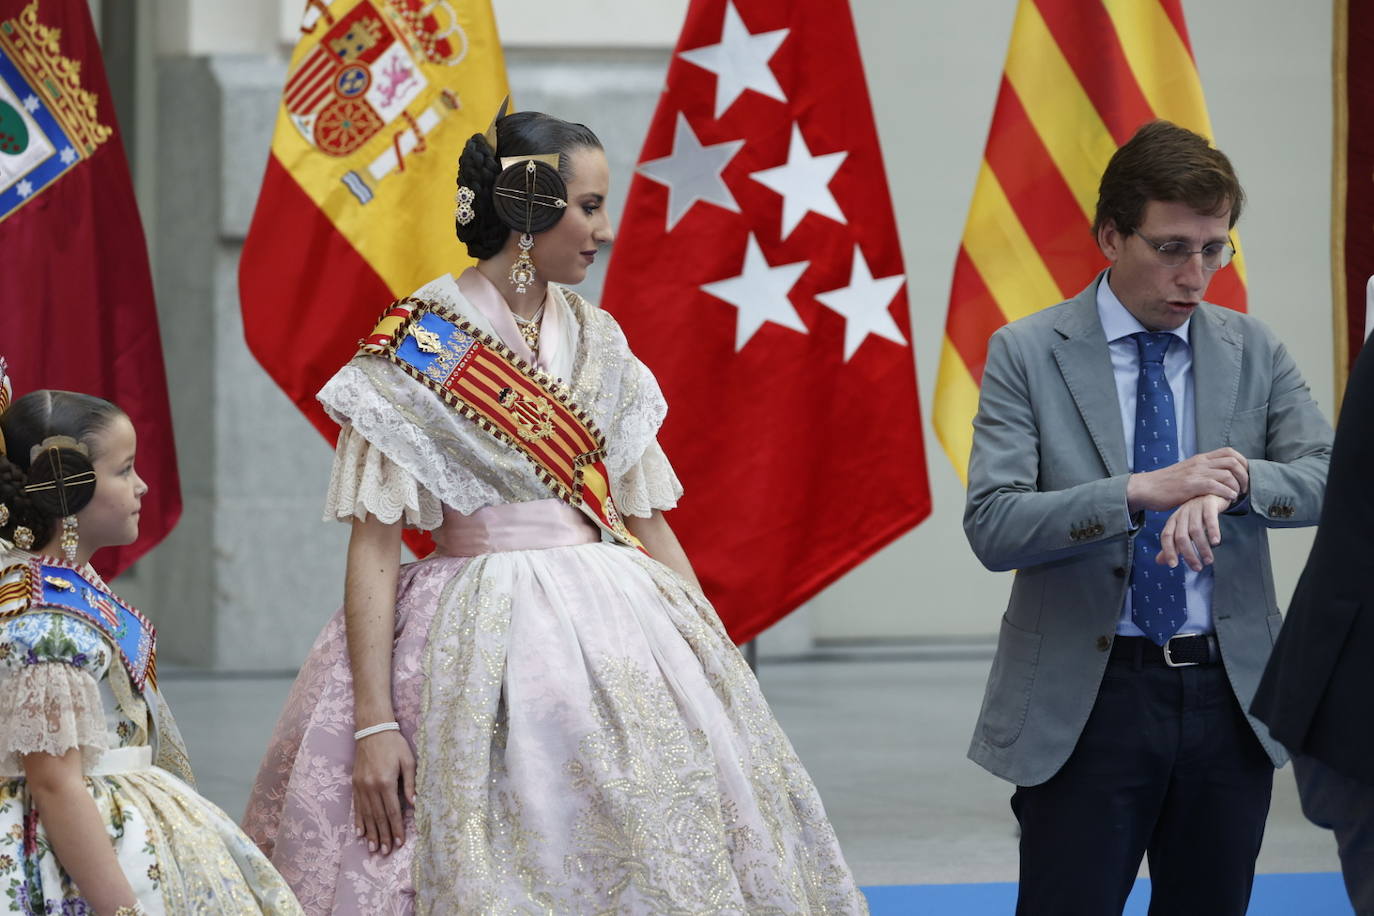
left=601, top=0, right=931, bottom=642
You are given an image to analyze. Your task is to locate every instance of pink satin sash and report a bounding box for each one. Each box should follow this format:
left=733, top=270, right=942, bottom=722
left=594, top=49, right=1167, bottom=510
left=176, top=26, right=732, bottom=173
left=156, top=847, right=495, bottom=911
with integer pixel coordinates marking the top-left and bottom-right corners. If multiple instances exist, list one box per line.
left=432, top=499, right=600, bottom=557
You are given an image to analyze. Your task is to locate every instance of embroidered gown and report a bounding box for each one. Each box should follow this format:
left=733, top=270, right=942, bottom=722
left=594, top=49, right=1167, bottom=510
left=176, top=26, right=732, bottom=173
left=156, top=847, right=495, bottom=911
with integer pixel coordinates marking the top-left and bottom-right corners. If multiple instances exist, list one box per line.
left=0, top=550, right=304, bottom=915
left=243, top=269, right=868, bottom=915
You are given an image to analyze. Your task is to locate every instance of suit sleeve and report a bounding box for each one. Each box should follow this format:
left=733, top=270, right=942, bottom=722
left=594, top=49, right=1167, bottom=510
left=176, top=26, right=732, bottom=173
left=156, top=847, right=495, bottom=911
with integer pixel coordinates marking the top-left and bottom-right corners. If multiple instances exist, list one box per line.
left=1244, top=338, right=1332, bottom=527
left=963, top=327, right=1134, bottom=572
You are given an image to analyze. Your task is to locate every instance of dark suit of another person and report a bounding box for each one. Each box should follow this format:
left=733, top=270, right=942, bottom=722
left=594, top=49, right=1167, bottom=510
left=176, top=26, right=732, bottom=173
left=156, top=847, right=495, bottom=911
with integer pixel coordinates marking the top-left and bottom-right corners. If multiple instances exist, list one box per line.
left=1253, top=338, right=1374, bottom=915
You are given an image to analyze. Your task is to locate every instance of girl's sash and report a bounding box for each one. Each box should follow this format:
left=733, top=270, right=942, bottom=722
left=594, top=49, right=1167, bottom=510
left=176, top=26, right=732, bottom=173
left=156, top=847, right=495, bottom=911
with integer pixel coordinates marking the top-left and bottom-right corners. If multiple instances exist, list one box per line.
left=0, top=556, right=157, bottom=691
left=359, top=297, right=646, bottom=552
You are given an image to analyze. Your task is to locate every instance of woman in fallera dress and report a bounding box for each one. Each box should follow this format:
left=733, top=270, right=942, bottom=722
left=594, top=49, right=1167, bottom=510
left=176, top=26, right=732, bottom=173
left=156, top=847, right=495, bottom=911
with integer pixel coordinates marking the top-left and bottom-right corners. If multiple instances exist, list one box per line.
left=0, top=364, right=303, bottom=915
left=243, top=108, right=868, bottom=915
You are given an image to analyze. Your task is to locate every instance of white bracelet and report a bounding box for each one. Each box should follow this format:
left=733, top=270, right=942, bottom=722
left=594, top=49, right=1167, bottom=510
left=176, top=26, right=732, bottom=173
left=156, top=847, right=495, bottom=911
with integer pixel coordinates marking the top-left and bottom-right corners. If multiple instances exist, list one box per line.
left=354, top=721, right=401, bottom=741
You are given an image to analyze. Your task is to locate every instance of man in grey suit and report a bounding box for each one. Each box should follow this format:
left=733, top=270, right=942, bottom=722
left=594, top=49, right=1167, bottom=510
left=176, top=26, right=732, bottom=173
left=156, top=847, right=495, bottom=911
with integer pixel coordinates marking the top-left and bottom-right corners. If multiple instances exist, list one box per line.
left=964, top=121, right=1332, bottom=915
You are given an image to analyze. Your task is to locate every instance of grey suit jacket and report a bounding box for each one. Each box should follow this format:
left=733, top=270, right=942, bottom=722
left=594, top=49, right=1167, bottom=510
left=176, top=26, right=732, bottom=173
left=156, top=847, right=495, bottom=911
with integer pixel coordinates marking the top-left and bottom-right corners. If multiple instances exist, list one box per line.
left=965, top=273, right=1332, bottom=787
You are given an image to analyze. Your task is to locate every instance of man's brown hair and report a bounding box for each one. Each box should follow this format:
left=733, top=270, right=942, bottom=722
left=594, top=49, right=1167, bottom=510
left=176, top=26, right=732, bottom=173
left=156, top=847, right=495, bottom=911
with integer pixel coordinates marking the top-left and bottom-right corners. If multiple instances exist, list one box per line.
left=1093, top=120, right=1244, bottom=237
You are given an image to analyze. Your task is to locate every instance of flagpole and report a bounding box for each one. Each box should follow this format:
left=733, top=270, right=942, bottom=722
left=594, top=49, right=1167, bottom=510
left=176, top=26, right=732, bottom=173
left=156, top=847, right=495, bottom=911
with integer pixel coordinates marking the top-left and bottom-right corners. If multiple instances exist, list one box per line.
left=744, top=639, right=758, bottom=674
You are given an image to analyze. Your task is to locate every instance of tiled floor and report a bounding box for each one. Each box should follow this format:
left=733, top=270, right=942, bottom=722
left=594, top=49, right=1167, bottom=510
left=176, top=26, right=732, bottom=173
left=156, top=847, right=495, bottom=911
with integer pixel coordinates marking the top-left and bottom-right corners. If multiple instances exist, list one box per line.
left=163, top=644, right=1342, bottom=891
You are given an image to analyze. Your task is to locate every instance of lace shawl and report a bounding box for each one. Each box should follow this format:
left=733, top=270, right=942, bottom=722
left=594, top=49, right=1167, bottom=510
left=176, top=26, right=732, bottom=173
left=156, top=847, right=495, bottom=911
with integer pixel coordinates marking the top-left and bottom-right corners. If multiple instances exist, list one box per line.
left=319, top=276, right=682, bottom=522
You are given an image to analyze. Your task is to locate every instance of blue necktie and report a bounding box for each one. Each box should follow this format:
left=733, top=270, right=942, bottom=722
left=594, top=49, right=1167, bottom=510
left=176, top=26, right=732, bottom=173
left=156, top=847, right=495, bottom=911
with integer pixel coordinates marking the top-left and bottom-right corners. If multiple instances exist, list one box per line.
left=1130, top=332, right=1188, bottom=645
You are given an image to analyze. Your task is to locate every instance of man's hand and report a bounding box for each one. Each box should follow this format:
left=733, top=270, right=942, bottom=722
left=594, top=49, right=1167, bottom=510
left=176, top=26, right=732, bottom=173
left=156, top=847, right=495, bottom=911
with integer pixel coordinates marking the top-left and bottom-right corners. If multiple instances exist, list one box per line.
left=1126, top=447, right=1249, bottom=513
left=1156, top=494, right=1231, bottom=572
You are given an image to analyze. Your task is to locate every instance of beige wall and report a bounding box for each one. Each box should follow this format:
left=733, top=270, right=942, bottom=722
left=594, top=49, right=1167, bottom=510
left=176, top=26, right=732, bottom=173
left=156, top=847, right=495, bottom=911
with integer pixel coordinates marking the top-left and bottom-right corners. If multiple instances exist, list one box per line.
left=145, top=0, right=1336, bottom=642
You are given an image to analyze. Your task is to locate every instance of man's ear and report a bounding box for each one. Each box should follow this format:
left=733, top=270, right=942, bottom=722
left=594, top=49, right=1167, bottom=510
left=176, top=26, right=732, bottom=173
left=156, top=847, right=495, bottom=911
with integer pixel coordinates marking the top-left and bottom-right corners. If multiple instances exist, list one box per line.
left=1097, top=220, right=1123, bottom=263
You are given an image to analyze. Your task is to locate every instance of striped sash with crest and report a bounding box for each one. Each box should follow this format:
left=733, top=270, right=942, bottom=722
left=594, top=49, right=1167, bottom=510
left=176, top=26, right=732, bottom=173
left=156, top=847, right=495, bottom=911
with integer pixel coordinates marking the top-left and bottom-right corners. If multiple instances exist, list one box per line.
left=359, top=298, right=646, bottom=552
left=0, top=557, right=157, bottom=691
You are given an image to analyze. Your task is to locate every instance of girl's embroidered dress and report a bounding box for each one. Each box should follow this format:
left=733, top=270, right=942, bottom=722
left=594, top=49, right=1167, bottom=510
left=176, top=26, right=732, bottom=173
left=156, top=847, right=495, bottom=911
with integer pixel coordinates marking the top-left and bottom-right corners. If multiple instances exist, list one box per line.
left=0, top=550, right=303, bottom=915
left=243, top=269, right=868, bottom=915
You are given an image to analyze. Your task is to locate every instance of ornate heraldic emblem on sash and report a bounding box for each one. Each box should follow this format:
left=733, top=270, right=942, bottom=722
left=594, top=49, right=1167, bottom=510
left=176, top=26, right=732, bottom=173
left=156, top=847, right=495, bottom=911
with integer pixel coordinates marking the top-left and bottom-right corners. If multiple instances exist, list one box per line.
left=0, top=2, right=112, bottom=224
left=358, top=298, right=645, bottom=551
left=0, top=557, right=157, bottom=691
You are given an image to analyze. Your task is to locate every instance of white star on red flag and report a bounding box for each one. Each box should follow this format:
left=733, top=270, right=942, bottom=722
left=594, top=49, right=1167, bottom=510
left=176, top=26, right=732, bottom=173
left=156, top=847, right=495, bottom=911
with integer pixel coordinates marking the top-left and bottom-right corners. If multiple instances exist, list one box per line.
left=679, top=0, right=789, bottom=118
left=749, top=123, right=847, bottom=238
left=816, top=245, right=907, bottom=361
left=637, top=112, right=745, bottom=231
left=701, top=234, right=809, bottom=350
left=602, top=0, right=931, bottom=642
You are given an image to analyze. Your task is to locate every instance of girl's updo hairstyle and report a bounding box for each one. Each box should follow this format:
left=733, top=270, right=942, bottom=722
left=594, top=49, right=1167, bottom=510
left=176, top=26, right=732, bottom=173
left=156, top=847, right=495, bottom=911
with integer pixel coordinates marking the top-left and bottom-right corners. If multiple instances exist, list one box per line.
left=0, top=390, right=123, bottom=549
left=454, top=110, right=603, bottom=260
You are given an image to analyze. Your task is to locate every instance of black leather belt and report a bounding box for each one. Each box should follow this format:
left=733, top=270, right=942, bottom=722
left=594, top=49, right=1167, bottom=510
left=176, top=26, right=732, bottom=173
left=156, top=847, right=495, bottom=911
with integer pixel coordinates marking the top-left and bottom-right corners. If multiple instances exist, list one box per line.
left=1109, top=633, right=1220, bottom=667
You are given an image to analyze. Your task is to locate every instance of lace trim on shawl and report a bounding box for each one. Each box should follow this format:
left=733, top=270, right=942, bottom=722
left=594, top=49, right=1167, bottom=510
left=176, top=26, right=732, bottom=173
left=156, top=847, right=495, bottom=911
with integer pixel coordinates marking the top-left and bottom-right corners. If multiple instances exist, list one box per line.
left=615, top=441, right=684, bottom=518
left=0, top=662, right=108, bottom=769
left=562, top=290, right=669, bottom=481
left=318, top=282, right=679, bottom=518
left=325, top=426, right=445, bottom=528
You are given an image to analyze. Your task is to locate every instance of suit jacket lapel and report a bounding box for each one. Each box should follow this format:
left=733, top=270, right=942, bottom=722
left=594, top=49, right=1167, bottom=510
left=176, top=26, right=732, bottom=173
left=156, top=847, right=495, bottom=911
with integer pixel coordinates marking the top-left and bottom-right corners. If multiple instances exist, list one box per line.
left=1190, top=304, right=1243, bottom=452
left=1051, top=277, right=1130, bottom=477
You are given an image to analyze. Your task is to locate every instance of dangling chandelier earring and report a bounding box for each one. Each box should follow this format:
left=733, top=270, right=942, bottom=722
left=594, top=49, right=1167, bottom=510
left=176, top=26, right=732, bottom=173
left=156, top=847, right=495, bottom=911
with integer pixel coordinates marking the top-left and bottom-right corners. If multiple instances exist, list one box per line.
left=60, top=515, right=79, bottom=564
left=509, top=232, right=536, bottom=293
left=507, top=159, right=539, bottom=293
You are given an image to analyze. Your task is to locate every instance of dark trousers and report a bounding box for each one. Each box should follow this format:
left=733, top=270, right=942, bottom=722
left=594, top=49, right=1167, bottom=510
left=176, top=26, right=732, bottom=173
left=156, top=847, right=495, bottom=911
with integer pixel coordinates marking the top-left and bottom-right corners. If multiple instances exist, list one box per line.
left=1294, top=754, right=1374, bottom=915
left=1011, top=653, right=1274, bottom=916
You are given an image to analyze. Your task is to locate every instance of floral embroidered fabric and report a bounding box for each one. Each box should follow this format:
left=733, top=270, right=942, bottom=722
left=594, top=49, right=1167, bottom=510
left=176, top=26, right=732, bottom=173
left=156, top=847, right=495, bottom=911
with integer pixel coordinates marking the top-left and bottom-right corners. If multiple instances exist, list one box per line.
left=0, top=556, right=304, bottom=914
left=244, top=273, right=866, bottom=914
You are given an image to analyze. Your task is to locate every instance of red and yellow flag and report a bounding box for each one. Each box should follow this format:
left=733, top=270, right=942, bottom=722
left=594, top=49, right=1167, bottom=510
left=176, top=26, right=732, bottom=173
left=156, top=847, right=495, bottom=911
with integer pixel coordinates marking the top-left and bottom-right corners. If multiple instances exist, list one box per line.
left=933, top=0, right=1247, bottom=480
left=240, top=0, right=509, bottom=444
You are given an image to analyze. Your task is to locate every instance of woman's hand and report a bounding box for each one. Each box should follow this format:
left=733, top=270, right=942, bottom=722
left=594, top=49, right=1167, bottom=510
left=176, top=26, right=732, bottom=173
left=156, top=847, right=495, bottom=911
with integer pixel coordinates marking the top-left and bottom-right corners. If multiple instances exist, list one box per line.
left=351, top=729, right=415, bottom=855
left=341, top=513, right=407, bottom=854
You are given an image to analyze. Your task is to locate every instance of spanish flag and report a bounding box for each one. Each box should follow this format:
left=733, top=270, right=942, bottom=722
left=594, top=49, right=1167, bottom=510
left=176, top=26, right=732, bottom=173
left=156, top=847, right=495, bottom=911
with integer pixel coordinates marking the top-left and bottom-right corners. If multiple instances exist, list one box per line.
left=933, top=0, right=1247, bottom=481
left=240, top=0, right=509, bottom=442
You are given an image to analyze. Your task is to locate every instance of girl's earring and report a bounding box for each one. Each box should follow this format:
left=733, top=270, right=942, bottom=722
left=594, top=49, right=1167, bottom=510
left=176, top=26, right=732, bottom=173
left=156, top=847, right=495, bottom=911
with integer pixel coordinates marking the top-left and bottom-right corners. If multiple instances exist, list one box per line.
left=60, top=515, right=78, bottom=564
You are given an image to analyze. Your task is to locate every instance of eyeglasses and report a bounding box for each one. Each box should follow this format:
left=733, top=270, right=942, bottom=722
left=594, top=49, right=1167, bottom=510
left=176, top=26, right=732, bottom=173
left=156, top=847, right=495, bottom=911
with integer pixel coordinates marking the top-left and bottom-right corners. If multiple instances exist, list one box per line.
left=1133, top=231, right=1235, bottom=271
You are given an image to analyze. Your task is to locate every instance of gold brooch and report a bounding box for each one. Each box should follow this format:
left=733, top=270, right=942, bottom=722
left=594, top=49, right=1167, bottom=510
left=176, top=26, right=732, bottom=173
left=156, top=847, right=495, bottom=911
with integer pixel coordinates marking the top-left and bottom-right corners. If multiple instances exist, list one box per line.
left=411, top=325, right=442, bottom=355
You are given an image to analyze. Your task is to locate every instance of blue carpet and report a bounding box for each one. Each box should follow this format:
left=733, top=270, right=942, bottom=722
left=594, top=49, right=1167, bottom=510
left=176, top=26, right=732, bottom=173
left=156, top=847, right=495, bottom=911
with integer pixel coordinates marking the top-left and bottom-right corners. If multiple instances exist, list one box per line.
left=862, top=872, right=1352, bottom=914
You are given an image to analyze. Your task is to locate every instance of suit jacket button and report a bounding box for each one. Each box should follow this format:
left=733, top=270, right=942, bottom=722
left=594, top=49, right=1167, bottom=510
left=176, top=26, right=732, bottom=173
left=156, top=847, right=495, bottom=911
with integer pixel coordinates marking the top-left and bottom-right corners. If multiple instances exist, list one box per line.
left=1113, top=566, right=1126, bottom=578
left=1093, top=524, right=1104, bottom=536
left=1269, top=504, right=1281, bottom=516
left=1096, top=635, right=1111, bottom=651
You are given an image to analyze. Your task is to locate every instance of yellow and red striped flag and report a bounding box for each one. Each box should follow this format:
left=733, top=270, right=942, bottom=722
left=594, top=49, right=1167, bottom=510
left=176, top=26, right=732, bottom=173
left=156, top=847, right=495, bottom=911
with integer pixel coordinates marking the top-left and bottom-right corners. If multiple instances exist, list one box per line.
left=240, top=1, right=508, bottom=443
left=933, top=0, right=1247, bottom=480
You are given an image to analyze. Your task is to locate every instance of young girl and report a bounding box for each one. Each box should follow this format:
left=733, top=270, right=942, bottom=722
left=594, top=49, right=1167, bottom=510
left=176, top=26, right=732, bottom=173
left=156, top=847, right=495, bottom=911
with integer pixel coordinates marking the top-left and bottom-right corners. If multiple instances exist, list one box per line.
left=0, top=360, right=303, bottom=915
left=244, top=110, right=868, bottom=913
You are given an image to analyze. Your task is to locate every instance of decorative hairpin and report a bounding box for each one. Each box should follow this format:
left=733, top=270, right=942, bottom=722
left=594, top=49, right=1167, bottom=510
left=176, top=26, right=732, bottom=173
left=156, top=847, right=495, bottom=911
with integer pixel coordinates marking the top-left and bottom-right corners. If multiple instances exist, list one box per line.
left=455, top=185, right=476, bottom=225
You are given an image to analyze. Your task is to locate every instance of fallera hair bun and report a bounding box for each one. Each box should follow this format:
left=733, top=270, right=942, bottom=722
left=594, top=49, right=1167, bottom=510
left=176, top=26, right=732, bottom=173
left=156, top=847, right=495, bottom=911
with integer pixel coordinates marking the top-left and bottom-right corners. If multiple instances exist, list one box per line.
left=491, top=158, right=568, bottom=235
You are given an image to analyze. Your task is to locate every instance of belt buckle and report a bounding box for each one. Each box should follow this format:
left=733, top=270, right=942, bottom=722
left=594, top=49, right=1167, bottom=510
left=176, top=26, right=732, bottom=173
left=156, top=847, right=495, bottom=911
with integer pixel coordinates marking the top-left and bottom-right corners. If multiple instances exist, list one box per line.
left=1162, top=633, right=1202, bottom=668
